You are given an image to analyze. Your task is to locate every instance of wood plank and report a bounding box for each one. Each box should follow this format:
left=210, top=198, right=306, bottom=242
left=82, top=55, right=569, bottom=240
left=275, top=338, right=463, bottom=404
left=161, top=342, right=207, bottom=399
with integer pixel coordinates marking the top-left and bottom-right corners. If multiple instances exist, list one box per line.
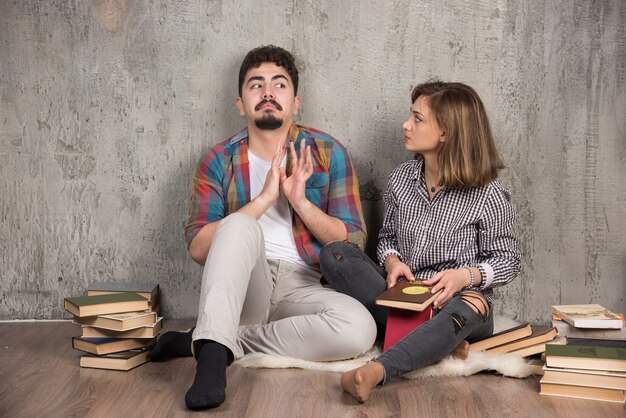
left=0, top=322, right=624, bottom=417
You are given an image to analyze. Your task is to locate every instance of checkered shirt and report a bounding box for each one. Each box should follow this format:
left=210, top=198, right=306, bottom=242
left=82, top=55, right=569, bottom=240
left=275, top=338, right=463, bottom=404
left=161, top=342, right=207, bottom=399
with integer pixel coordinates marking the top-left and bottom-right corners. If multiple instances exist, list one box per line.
left=377, top=156, right=522, bottom=303
left=185, top=124, right=367, bottom=266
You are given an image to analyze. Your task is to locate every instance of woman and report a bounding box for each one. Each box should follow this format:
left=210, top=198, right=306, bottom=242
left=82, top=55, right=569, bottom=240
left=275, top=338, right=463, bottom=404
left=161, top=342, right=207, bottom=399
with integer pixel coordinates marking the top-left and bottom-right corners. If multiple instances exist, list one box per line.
left=320, top=81, right=522, bottom=402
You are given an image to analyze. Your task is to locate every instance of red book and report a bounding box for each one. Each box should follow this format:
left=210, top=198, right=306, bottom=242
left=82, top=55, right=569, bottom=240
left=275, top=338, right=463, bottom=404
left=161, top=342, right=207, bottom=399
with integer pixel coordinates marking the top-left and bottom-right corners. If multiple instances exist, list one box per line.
left=383, top=305, right=434, bottom=351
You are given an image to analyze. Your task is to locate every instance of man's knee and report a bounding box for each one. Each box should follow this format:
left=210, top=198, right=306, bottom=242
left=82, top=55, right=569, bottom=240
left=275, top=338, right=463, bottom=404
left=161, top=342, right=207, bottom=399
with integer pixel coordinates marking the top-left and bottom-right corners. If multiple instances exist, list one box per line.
left=218, top=213, right=263, bottom=240
left=220, top=212, right=259, bottom=229
left=334, top=304, right=377, bottom=356
left=460, top=291, right=489, bottom=317
left=320, top=241, right=357, bottom=266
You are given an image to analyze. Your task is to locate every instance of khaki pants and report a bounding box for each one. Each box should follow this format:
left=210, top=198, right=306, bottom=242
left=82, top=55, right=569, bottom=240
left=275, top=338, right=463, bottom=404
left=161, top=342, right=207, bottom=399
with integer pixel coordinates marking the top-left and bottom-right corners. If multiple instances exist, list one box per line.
left=192, top=213, right=377, bottom=360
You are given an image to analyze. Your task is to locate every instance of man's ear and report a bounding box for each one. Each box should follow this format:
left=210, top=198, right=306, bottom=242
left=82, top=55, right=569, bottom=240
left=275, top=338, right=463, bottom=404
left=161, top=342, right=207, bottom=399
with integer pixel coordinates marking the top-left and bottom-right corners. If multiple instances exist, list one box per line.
left=236, top=97, right=244, bottom=116
left=293, top=96, right=301, bottom=116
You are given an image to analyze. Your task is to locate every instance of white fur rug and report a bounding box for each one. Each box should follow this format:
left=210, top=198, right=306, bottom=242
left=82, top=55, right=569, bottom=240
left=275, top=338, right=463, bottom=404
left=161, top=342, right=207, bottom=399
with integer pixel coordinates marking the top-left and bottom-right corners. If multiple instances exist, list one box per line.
left=235, top=315, right=533, bottom=379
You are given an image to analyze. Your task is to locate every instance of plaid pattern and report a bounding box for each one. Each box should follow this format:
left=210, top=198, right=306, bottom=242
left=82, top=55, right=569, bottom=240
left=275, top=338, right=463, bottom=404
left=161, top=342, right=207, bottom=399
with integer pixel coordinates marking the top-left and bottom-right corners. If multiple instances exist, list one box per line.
left=185, top=124, right=367, bottom=266
left=377, top=155, right=521, bottom=303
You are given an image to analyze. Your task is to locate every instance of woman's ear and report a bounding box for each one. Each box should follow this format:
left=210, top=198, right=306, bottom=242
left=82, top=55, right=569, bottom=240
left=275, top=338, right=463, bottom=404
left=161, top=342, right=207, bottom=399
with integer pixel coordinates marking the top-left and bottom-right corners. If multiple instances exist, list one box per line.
left=439, top=130, right=446, bottom=142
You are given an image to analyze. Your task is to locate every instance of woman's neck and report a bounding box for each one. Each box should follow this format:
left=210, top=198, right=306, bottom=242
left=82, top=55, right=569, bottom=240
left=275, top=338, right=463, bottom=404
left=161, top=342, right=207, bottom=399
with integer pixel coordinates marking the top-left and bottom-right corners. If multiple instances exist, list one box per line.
left=422, top=154, right=442, bottom=200
left=422, top=153, right=439, bottom=184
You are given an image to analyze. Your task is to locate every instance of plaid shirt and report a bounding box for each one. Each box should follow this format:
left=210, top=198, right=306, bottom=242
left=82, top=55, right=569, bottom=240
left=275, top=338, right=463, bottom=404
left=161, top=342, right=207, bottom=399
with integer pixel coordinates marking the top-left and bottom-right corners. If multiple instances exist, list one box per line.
left=185, top=124, right=367, bottom=266
left=377, top=155, right=522, bottom=303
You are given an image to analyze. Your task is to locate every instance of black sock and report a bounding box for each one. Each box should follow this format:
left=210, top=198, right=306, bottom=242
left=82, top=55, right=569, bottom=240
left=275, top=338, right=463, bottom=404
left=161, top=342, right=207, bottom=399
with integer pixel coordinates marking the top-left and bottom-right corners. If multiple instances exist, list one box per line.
left=185, top=341, right=228, bottom=410
left=149, top=330, right=193, bottom=362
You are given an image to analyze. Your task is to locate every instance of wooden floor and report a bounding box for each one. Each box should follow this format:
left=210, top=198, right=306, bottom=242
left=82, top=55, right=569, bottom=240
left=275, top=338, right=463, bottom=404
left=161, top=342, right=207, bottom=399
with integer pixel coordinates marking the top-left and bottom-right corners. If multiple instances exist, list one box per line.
left=1, top=321, right=624, bottom=418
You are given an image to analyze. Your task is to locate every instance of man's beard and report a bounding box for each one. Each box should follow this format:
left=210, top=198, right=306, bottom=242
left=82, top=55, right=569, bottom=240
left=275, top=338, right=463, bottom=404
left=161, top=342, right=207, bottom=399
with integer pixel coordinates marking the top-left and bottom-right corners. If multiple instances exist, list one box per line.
left=254, top=114, right=283, bottom=130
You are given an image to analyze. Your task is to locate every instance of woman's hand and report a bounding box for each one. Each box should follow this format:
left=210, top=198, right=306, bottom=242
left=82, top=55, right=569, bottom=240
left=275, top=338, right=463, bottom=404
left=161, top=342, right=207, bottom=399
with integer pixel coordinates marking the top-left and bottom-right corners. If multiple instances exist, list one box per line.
left=384, top=255, right=415, bottom=288
left=422, top=268, right=471, bottom=308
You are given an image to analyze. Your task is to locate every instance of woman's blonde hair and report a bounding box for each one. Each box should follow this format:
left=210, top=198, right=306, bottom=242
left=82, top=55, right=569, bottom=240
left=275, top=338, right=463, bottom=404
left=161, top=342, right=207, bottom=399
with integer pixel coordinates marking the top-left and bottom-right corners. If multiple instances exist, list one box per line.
left=411, top=81, right=504, bottom=187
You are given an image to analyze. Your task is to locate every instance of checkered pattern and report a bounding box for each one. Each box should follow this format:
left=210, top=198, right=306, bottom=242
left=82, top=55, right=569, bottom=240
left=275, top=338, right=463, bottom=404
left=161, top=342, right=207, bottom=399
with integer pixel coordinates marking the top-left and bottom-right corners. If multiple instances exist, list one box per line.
left=377, top=156, right=521, bottom=303
left=185, top=124, right=367, bottom=266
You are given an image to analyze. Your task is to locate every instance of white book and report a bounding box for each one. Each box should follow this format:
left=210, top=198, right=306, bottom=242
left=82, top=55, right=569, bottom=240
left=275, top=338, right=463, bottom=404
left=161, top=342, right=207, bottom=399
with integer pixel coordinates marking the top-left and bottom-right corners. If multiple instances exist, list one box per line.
left=552, top=318, right=626, bottom=339
left=551, top=304, right=624, bottom=329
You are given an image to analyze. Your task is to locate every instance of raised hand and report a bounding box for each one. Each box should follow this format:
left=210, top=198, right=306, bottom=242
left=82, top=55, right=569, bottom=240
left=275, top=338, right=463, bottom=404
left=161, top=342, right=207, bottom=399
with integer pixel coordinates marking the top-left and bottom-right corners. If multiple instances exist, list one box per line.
left=257, top=139, right=287, bottom=207
left=280, top=139, right=313, bottom=211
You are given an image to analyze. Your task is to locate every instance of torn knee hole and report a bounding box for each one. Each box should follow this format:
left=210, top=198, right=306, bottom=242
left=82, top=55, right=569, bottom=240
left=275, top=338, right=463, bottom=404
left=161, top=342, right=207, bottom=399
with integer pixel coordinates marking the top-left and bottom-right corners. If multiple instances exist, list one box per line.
left=451, top=312, right=466, bottom=334
left=332, top=251, right=344, bottom=262
left=461, top=294, right=489, bottom=317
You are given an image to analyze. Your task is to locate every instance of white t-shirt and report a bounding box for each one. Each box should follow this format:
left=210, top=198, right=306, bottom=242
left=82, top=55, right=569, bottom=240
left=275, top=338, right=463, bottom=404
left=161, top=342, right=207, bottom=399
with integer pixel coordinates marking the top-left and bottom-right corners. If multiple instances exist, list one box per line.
left=248, top=151, right=308, bottom=266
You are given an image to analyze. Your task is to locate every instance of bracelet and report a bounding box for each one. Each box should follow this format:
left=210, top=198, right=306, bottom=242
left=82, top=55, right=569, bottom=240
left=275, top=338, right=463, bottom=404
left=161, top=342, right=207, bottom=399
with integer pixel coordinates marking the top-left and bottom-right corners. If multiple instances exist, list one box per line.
left=464, top=266, right=475, bottom=288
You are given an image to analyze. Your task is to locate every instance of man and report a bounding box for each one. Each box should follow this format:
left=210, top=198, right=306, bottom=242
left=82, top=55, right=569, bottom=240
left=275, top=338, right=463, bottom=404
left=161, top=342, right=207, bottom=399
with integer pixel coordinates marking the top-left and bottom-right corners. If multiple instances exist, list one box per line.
left=150, top=45, right=376, bottom=410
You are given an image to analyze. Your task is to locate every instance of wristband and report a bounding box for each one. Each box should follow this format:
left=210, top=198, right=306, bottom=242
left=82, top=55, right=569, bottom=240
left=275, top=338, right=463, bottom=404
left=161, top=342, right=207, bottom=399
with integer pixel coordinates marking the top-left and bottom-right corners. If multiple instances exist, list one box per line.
left=464, top=266, right=475, bottom=288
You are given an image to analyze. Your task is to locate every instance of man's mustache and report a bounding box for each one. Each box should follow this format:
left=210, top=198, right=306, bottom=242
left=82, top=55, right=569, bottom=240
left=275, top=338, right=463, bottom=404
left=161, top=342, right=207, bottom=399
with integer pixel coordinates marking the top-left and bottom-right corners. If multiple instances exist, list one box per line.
left=255, top=99, right=283, bottom=111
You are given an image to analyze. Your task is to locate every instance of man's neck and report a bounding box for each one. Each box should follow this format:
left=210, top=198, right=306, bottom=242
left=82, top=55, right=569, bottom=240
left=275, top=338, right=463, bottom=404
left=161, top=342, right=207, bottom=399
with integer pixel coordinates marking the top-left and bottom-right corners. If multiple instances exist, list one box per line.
left=247, top=123, right=293, bottom=161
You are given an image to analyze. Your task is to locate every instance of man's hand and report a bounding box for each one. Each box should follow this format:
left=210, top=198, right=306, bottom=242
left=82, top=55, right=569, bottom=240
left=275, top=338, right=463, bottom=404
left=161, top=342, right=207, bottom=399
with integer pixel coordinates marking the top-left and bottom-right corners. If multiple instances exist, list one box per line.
left=256, top=139, right=287, bottom=208
left=384, top=255, right=415, bottom=288
left=423, top=268, right=470, bottom=308
left=280, top=140, right=313, bottom=211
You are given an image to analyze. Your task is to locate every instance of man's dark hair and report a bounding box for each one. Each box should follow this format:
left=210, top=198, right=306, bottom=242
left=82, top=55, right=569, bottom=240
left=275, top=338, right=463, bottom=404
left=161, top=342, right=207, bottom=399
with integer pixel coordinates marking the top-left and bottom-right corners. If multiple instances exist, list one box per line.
left=238, top=45, right=299, bottom=96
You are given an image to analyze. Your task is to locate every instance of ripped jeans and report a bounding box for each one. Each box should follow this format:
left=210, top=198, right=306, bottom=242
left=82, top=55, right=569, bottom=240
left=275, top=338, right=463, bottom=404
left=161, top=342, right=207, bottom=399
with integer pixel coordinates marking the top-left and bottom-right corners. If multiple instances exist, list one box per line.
left=320, top=241, right=493, bottom=383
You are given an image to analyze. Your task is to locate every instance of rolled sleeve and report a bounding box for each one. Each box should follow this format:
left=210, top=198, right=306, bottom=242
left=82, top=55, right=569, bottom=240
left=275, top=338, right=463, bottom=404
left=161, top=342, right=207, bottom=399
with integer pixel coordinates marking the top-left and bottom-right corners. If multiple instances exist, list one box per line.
left=477, top=185, right=522, bottom=290
left=376, top=178, right=400, bottom=266
left=184, top=150, right=225, bottom=247
left=327, top=141, right=367, bottom=250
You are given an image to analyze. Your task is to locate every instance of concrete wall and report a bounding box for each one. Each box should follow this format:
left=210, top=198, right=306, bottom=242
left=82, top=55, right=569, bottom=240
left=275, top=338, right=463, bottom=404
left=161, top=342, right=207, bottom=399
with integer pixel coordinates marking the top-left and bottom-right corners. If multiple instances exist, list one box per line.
left=1, top=0, right=624, bottom=321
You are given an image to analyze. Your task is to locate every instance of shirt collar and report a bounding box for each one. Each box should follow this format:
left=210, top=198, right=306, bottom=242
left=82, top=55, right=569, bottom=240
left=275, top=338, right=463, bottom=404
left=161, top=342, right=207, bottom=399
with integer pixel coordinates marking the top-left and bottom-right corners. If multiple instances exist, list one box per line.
left=229, top=128, right=248, bottom=145
left=412, top=154, right=424, bottom=181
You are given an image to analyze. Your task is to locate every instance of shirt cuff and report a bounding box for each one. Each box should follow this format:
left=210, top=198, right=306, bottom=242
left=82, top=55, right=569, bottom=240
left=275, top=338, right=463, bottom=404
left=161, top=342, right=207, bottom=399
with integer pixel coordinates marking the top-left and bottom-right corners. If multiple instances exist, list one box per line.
left=478, top=263, right=494, bottom=289
left=379, top=250, right=402, bottom=267
left=344, top=222, right=366, bottom=251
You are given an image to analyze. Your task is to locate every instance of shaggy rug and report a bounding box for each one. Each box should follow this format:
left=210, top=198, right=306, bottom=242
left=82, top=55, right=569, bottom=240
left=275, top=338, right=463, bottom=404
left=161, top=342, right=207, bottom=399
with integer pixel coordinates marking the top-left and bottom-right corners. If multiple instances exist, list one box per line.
left=234, top=315, right=533, bottom=379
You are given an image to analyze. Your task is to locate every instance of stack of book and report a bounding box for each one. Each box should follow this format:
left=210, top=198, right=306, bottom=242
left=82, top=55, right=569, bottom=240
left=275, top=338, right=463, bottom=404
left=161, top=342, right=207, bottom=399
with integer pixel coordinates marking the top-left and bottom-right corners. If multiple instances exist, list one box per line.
left=551, top=303, right=625, bottom=340
left=540, top=339, right=626, bottom=403
left=539, top=304, right=626, bottom=403
left=64, top=282, right=161, bottom=371
left=469, top=323, right=564, bottom=358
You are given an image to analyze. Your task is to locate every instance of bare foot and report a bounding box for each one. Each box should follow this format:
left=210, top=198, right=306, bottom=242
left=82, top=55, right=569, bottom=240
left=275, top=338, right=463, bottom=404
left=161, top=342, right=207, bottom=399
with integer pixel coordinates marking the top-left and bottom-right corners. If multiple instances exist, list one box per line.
left=450, top=340, right=469, bottom=360
left=340, top=361, right=384, bottom=402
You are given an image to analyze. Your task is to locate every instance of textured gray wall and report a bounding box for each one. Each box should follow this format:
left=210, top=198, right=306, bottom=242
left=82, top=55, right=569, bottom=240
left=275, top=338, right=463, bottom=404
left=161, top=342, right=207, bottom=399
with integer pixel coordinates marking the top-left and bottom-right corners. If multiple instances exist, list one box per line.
left=1, top=0, right=624, bottom=321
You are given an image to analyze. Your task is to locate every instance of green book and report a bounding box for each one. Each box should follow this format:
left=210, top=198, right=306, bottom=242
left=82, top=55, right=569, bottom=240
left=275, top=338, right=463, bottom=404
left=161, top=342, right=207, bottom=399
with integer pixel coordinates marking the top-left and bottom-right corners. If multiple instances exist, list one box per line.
left=546, top=343, right=626, bottom=372
left=87, top=282, right=159, bottom=301
left=64, top=293, right=149, bottom=317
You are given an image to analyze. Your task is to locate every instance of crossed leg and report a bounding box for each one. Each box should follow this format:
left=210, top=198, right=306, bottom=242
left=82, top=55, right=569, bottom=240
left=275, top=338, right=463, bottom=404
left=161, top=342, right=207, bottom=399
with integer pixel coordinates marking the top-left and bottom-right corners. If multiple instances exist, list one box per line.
left=341, top=291, right=490, bottom=403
